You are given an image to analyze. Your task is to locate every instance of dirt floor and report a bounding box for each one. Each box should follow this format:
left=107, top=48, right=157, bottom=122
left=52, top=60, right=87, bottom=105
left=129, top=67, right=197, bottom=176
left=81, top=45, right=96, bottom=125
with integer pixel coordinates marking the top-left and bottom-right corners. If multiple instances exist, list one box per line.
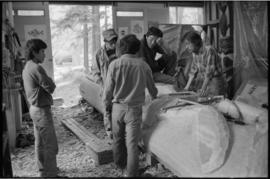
left=11, top=80, right=175, bottom=177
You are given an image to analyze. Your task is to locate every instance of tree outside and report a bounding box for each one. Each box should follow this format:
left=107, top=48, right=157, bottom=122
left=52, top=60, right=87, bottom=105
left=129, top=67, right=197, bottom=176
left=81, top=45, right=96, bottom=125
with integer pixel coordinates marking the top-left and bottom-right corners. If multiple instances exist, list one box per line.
left=49, top=4, right=113, bottom=105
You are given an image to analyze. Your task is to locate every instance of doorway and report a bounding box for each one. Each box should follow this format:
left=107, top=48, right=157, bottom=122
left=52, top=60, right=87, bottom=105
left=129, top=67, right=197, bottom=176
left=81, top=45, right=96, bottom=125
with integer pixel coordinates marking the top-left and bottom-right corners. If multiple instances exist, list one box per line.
left=49, top=4, right=113, bottom=106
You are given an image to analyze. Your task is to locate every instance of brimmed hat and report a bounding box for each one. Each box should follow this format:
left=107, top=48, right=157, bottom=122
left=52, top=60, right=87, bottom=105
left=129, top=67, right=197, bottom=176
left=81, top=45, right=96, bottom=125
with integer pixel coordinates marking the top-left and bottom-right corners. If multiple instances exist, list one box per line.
left=103, top=29, right=118, bottom=41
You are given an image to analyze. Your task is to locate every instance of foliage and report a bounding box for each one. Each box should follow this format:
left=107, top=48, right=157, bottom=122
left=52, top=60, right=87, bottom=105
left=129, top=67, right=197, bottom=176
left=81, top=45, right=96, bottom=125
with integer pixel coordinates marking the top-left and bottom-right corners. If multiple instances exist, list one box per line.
left=49, top=5, right=112, bottom=65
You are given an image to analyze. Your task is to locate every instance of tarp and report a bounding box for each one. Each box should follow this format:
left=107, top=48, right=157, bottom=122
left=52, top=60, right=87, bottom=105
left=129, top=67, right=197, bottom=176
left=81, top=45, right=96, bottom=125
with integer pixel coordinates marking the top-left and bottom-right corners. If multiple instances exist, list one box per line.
left=233, top=1, right=268, bottom=93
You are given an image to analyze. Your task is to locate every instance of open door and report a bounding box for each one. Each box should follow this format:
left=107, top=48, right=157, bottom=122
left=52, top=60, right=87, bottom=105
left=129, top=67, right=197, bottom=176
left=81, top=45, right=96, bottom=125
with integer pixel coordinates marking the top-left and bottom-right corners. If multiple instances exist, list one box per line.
left=12, top=2, right=54, bottom=80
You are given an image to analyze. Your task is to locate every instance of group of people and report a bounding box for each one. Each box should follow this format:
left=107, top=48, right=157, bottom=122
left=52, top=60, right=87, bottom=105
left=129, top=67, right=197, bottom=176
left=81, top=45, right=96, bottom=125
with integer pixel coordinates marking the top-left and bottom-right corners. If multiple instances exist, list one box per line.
left=90, top=26, right=227, bottom=177
left=22, top=26, right=227, bottom=177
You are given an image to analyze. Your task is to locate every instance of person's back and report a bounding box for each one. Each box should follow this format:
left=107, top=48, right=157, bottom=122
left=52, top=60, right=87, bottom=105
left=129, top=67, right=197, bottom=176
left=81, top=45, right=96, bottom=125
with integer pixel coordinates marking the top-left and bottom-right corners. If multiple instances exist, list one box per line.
left=103, top=34, right=157, bottom=177
left=108, top=55, right=154, bottom=106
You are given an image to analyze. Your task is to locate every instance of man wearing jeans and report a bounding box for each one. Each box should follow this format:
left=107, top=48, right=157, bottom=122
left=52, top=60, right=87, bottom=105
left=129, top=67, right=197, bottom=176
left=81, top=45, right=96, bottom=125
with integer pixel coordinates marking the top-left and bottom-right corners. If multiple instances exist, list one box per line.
left=22, top=39, right=58, bottom=177
left=102, top=34, right=158, bottom=177
left=91, top=29, right=118, bottom=138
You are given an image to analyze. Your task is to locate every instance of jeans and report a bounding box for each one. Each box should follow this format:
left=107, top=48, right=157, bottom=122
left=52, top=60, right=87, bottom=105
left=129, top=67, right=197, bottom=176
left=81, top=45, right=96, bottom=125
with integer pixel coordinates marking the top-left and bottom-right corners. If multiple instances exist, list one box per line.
left=29, top=105, right=58, bottom=177
left=112, top=103, right=142, bottom=177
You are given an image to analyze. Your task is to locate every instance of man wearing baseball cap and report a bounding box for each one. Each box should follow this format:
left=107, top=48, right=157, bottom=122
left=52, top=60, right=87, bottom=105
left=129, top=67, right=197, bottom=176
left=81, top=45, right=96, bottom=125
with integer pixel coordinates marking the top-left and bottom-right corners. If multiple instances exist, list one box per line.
left=91, top=28, right=118, bottom=138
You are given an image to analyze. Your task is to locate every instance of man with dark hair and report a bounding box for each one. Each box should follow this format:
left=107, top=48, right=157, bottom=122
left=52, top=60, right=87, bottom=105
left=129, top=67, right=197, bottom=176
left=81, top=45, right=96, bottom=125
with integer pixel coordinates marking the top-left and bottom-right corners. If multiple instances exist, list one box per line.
left=184, top=31, right=227, bottom=97
left=103, top=34, right=157, bottom=177
left=138, top=26, right=178, bottom=86
left=22, top=39, right=59, bottom=177
left=91, top=28, right=118, bottom=138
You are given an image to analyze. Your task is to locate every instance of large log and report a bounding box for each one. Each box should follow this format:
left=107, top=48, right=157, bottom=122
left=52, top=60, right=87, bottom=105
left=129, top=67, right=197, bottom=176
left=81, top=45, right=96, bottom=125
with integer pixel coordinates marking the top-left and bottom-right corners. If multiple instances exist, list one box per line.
left=142, top=95, right=268, bottom=177
left=79, top=76, right=104, bottom=113
left=79, top=75, right=176, bottom=113
left=79, top=75, right=268, bottom=177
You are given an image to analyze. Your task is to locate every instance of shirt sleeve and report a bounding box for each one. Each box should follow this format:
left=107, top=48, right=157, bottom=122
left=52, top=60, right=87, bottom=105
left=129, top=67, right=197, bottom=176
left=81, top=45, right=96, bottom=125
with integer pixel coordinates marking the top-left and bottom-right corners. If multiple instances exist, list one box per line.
left=188, top=57, right=198, bottom=78
left=36, top=65, right=56, bottom=94
left=102, top=62, right=115, bottom=110
left=205, top=47, right=220, bottom=79
left=91, top=51, right=103, bottom=84
left=145, top=65, right=158, bottom=99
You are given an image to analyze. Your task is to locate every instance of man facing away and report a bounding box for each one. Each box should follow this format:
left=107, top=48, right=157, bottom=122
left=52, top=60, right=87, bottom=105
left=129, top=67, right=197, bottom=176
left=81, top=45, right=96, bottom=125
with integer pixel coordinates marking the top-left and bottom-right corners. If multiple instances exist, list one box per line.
left=91, top=28, right=118, bottom=138
left=102, top=34, right=158, bottom=177
left=22, top=39, right=58, bottom=177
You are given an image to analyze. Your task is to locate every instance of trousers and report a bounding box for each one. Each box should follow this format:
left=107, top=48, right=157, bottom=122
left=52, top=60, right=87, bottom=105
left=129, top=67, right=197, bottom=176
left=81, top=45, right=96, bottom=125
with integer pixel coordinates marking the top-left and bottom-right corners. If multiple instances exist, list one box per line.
left=111, top=103, right=142, bottom=177
left=29, top=105, right=58, bottom=177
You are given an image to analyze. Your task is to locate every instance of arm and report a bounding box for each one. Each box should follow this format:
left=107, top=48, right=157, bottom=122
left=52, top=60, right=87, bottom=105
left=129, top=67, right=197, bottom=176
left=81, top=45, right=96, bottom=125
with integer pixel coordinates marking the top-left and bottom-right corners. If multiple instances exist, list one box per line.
left=36, top=65, right=56, bottom=94
left=199, top=47, right=217, bottom=96
left=184, top=74, right=194, bottom=90
left=184, top=57, right=197, bottom=90
left=156, top=37, right=172, bottom=56
left=199, top=76, right=210, bottom=96
left=146, top=67, right=158, bottom=100
left=102, top=63, right=115, bottom=131
left=91, top=51, right=103, bottom=86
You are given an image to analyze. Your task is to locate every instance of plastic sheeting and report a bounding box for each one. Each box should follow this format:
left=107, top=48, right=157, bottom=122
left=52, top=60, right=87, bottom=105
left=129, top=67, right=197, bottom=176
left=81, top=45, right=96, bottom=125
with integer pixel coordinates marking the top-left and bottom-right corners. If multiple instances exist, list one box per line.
left=233, top=2, right=268, bottom=92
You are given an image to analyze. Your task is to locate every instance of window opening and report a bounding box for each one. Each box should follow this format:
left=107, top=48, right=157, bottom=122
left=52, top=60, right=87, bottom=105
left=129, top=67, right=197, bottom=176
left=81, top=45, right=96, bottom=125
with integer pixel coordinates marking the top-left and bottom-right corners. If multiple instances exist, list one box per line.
left=49, top=4, right=113, bottom=106
left=17, top=10, right=45, bottom=16
left=116, top=11, right=143, bottom=17
left=169, top=7, right=204, bottom=24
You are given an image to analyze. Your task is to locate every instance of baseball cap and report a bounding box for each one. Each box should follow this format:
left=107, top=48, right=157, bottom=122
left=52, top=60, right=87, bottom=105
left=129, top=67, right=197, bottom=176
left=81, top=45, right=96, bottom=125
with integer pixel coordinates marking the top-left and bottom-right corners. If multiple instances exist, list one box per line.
left=103, top=29, right=118, bottom=41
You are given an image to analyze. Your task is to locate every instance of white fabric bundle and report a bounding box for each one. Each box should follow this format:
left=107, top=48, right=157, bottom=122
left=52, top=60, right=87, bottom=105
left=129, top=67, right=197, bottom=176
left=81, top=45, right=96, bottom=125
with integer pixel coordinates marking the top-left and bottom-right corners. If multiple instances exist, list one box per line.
left=214, top=99, right=240, bottom=119
left=234, top=100, right=268, bottom=125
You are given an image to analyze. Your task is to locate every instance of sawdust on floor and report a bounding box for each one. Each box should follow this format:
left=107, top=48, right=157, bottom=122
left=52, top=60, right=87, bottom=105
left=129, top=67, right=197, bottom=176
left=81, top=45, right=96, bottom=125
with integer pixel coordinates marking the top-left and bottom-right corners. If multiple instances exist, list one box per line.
left=11, top=81, right=174, bottom=177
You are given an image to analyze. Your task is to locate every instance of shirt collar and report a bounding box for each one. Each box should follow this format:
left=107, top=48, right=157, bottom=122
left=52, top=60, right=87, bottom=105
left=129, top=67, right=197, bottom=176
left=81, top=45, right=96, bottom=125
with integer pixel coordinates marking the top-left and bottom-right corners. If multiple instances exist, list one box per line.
left=120, top=54, right=137, bottom=59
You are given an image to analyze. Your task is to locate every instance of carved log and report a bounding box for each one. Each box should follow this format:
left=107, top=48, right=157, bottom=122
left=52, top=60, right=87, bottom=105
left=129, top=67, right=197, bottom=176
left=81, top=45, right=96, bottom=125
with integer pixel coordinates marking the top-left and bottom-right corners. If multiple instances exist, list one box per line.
left=79, top=75, right=268, bottom=177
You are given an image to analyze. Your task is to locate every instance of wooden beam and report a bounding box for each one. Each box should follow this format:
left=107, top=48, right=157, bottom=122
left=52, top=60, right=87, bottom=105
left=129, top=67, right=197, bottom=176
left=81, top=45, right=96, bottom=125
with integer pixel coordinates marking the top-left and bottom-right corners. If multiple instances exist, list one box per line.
left=61, top=118, right=113, bottom=165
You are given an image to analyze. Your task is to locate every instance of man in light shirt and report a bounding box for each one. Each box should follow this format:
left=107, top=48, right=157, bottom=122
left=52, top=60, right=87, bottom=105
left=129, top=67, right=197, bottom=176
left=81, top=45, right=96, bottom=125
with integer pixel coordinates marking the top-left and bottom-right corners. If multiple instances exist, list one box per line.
left=22, top=39, right=58, bottom=177
left=103, top=34, right=157, bottom=177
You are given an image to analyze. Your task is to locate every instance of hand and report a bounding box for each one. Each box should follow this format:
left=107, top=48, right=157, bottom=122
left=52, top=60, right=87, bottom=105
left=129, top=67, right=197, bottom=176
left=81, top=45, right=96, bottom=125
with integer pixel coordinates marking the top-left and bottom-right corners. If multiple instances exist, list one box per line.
left=106, top=130, right=113, bottom=140
left=156, top=37, right=163, bottom=46
left=97, top=78, right=103, bottom=86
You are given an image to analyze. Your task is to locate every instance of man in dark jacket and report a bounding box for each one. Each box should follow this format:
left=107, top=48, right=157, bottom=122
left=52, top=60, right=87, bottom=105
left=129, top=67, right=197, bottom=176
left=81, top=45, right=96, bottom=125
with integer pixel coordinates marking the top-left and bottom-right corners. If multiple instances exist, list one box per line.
left=138, top=26, right=178, bottom=85
left=91, top=29, right=118, bottom=138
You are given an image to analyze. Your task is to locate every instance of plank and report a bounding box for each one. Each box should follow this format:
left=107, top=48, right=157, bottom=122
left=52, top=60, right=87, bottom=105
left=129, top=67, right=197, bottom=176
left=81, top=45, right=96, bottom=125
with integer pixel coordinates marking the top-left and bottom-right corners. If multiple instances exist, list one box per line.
left=61, top=118, right=113, bottom=165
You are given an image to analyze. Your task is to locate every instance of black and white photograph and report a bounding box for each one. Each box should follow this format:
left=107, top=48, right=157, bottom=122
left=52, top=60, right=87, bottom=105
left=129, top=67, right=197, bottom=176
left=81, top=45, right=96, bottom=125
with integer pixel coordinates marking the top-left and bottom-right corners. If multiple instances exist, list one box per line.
left=1, top=1, right=268, bottom=178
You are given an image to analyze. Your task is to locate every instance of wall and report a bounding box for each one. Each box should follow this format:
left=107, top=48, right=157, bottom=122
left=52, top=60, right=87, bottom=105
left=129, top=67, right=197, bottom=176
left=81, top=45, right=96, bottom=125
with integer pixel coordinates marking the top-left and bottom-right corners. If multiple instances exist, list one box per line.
left=12, top=2, right=54, bottom=79
left=114, top=2, right=169, bottom=39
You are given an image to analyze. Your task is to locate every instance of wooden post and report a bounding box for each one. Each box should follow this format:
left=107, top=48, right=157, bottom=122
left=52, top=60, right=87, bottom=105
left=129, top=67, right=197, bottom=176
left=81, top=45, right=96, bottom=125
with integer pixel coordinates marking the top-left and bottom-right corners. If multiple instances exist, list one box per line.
left=83, top=23, right=89, bottom=73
